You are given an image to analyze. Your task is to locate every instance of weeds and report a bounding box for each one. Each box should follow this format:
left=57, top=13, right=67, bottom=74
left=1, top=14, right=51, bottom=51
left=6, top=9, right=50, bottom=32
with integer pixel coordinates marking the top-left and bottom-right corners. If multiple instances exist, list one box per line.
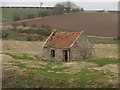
left=2, top=53, right=118, bottom=88
left=84, top=58, right=118, bottom=66
left=4, top=52, right=35, bottom=60
left=88, top=36, right=118, bottom=44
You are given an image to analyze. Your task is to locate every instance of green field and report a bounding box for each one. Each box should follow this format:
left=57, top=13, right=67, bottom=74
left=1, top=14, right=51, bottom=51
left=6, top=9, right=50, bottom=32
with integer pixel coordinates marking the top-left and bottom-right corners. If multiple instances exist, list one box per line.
left=88, top=36, right=118, bottom=44
left=84, top=58, right=118, bottom=66
left=2, top=8, right=51, bottom=22
left=3, top=52, right=118, bottom=88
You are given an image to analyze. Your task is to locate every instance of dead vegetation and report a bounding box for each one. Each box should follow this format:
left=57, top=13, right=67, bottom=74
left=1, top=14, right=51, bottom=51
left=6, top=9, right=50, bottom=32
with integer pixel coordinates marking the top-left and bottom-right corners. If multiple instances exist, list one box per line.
left=2, top=40, right=119, bottom=88
left=2, top=40, right=44, bottom=55
left=2, top=53, right=118, bottom=88
left=2, top=40, right=118, bottom=58
left=95, top=44, right=118, bottom=58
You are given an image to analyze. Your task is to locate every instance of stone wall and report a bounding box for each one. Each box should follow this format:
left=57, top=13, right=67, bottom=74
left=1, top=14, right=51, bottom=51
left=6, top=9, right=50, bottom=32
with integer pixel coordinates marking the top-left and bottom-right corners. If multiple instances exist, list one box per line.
left=42, top=47, right=68, bottom=61
left=42, top=32, right=95, bottom=61
left=70, top=32, right=95, bottom=61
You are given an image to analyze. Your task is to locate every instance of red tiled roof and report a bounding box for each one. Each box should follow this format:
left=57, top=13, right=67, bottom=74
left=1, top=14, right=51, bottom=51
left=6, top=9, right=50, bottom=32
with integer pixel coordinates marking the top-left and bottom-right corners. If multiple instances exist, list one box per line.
left=44, top=31, right=81, bottom=48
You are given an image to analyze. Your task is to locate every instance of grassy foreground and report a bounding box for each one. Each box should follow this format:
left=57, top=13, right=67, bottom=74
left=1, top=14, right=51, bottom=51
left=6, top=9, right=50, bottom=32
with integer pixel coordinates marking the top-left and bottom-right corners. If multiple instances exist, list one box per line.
left=84, top=58, right=118, bottom=67
left=3, top=53, right=118, bottom=88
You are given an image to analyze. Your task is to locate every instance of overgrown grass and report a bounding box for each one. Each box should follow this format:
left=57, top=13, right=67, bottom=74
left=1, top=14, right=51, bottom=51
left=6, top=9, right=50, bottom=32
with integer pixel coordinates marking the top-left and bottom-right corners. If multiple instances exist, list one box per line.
left=84, top=58, right=118, bottom=66
left=2, top=25, right=52, bottom=41
left=3, top=30, right=47, bottom=41
left=3, top=31, right=28, bottom=41
left=3, top=53, right=118, bottom=88
left=4, top=52, right=35, bottom=60
left=88, top=36, right=118, bottom=44
left=3, top=65, right=118, bottom=88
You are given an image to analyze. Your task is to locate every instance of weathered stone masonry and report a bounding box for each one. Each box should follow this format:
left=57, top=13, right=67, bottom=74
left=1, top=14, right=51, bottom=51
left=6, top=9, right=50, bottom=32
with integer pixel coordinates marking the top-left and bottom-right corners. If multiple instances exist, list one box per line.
left=42, top=31, right=95, bottom=62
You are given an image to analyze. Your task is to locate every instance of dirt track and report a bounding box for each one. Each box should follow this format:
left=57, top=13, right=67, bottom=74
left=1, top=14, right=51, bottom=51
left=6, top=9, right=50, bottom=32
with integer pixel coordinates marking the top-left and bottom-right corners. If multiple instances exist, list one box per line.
left=5, top=12, right=118, bottom=37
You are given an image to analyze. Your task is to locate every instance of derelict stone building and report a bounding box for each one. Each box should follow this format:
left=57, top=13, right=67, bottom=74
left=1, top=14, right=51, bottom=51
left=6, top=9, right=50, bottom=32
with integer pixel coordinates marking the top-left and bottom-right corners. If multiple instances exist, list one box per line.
left=42, top=31, right=95, bottom=62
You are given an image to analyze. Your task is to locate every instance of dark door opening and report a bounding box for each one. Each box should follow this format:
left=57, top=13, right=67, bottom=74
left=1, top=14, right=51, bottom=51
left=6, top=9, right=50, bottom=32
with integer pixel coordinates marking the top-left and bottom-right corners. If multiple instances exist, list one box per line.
left=63, top=50, right=68, bottom=62
left=51, top=50, right=55, bottom=58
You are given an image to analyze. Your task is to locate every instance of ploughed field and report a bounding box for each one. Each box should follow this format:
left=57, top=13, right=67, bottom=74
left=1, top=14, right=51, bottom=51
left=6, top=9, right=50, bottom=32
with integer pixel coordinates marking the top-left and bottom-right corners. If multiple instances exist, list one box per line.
left=5, top=12, right=118, bottom=37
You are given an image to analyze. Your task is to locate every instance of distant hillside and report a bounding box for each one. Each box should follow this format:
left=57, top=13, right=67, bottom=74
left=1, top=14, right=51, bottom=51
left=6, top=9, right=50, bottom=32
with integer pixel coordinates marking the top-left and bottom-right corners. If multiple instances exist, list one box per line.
left=5, top=12, right=118, bottom=37
left=2, top=8, right=53, bottom=22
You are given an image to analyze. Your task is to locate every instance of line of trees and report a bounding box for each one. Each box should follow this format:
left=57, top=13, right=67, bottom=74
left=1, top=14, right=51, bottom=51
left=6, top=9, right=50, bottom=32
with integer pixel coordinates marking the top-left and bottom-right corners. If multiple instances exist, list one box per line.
left=52, top=1, right=83, bottom=15
left=13, top=1, right=84, bottom=21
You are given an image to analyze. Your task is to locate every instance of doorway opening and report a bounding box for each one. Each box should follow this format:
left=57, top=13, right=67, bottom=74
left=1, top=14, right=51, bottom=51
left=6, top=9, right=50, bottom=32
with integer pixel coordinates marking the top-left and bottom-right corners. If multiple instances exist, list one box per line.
left=51, top=50, right=55, bottom=58
left=63, top=50, right=68, bottom=62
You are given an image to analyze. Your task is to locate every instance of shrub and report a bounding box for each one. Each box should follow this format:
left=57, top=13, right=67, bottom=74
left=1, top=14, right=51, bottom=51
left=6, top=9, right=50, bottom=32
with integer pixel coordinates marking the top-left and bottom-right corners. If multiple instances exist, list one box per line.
left=13, top=15, right=20, bottom=21
left=39, top=27, right=52, bottom=36
left=85, top=58, right=118, bottom=66
left=37, top=35, right=43, bottom=41
left=12, top=23, right=18, bottom=28
left=41, top=24, right=45, bottom=29
left=39, top=11, right=49, bottom=17
left=34, top=55, right=42, bottom=61
left=44, top=25, right=50, bottom=29
left=27, top=36, right=33, bottom=41
left=27, top=14, right=35, bottom=19
left=113, top=36, right=120, bottom=40
left=38, top=12, right=42, bottom=17
left=31, top=24, right=37, bottom=28
left=5, top=25, right=52, bottom=41
left=22, top=22, right=27, bottom=27
left=2, top=31, right=8, bottom=38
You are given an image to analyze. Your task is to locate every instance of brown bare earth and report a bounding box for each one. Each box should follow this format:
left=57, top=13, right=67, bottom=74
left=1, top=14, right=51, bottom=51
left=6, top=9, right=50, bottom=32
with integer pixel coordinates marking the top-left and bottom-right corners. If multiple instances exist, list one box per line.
left=5, top=12, right=118, bottom=37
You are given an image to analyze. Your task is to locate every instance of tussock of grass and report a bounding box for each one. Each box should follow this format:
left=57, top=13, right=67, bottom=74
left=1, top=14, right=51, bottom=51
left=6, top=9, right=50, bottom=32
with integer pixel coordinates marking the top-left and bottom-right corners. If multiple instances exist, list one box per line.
left=84, top=58, right=118, bottom=66
left=88, top=36, right=118, bottom=44
left=3, top=66, right=118, bottom=88
left=4, top=52, right=35, bottom=60
left=2, top=53, right=118, bottom=88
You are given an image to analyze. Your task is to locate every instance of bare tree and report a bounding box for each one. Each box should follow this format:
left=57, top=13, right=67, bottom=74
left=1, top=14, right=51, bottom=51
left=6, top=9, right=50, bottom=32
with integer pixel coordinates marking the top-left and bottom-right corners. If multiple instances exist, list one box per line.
left=53, top=3, right=65, bottom=15
left=81, top=7, right=84, bottom=12
left=40, top=2, right=43, bottom=8
left=62, top=1, right=78, bottom=13
left=53, top=1, right=79, bottom=14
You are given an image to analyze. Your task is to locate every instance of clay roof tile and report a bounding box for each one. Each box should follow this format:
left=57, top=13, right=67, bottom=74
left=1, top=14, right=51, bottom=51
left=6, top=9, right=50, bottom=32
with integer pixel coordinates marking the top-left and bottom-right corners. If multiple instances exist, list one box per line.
left=44, top=31, right=81, bottom=48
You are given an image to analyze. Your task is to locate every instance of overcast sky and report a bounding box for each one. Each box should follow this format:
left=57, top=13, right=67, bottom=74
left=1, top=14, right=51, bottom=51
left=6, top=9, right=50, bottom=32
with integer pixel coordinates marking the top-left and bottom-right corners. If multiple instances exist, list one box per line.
left=1, top=0, right=119, bottom=10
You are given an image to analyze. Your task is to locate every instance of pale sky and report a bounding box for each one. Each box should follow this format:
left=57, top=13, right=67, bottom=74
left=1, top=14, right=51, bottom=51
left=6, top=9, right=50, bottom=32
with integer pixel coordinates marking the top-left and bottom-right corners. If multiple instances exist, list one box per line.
left=2, top=0, right=119, bottom=2
left=1, top=0, right=119, bottom=10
